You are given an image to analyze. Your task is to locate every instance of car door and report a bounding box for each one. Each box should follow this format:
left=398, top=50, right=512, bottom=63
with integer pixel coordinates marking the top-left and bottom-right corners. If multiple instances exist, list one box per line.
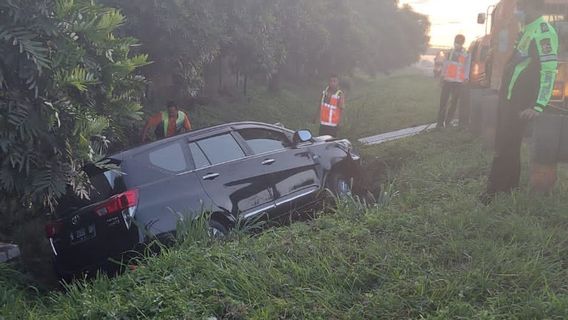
left=235, top=127, right=321, bottom=218
left=189, top=132, right=275, bottom=220
left=124, top=140, right=212, bottom=239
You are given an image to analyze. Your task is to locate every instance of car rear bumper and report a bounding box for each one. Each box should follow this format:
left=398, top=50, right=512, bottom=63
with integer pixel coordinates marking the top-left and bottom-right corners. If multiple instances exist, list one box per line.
left=52, top=233, right=143, bottom=279
left=54, top=243, right=145, bottom=279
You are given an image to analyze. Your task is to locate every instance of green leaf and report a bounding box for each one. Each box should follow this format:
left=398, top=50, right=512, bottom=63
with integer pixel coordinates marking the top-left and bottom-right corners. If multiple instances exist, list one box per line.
left=56, top=67, right=98, bottom=91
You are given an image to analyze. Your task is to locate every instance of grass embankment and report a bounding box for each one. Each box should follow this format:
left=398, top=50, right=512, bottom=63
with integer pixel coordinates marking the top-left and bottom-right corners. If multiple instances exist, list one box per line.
left=5, top=131, right=568, bottom=319
left=190, top=72, right=440, bottom=139
left=5, top=72, right=568, bottom=319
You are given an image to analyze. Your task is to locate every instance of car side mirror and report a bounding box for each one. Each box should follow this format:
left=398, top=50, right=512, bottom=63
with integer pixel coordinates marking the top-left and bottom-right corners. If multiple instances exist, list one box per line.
left=293, top=130, right=313, bottom=145
left=477, top=13, right=486, bottom=25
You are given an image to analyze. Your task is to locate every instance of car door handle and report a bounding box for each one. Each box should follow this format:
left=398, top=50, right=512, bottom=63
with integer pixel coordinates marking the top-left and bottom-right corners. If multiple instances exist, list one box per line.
left=262, top=159, right=276, bottom=166
left=202, top=173, right=220, bottom=181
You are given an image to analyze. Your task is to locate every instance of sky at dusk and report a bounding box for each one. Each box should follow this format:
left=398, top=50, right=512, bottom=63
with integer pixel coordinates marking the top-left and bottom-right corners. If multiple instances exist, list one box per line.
left=400, top=0, right=499, bottom=47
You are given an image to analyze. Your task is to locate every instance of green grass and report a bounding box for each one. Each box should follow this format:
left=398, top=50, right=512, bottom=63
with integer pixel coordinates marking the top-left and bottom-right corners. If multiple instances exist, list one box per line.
left=4, top=72, right=568, bottom=319
left=342, top=72, right=439, bottom=139
left=4, top=131, right=568, bottom=319
left=189, top=71, right=439, bottom=140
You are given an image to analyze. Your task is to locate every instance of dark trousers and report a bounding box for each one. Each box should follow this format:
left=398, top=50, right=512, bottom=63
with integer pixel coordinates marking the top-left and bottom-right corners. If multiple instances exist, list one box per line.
left=486, top=96, right=528, bottom=195
left=319, top=124, right=338, bottom=137
left=437, top=81, right=463, bottom=127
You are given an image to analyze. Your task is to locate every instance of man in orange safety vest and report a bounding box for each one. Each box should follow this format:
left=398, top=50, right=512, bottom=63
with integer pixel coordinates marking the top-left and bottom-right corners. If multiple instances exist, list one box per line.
left=437, top=34, right=471, bottom=128
left=315, top=74, right=346, bottom=137
left=141, top=101, right=192, bottom=143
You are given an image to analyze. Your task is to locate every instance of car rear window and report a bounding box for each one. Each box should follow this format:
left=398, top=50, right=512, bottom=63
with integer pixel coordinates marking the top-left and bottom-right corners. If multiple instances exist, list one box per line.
left=88, top=170, right=122, bottom=203
left=193, top=134, right=245, bottom=165
left=55, top=162, right=124, bottom=216
left=148, top=143, right=188, bottom=172
left=189, top=143, right=211, bottom=169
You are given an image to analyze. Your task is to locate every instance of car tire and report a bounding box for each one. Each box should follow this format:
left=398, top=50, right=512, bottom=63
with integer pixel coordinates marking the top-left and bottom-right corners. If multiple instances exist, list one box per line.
left=208, top=220, right=229, bottom=238
left=326, top=172, right=352, bottom=198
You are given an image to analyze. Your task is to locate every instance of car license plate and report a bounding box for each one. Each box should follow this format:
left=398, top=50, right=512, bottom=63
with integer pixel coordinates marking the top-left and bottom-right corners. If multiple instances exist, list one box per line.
left=70, top=224, right=96, bottom=244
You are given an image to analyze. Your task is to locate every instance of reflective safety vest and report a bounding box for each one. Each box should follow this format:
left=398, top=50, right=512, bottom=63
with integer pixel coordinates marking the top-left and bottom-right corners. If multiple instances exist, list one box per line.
left=320, top=88, right=343, bottom=127
left=442, top=49, right=470, bottom=83
left=161, top=111, right=186, bottom=137
left=504, top=16, right=558, bottom=112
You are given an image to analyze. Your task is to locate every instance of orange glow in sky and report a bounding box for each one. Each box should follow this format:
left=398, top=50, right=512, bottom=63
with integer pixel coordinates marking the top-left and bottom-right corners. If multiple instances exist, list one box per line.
left=400, top=0, right=498, bottom=47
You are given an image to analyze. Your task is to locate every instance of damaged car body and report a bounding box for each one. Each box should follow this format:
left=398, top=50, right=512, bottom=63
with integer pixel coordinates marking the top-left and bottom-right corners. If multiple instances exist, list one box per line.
left=45, top=122, right=362, bottom=279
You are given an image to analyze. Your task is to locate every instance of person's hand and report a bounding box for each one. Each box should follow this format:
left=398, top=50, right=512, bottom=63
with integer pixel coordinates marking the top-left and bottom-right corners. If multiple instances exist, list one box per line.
left=520, top=109, right=540, bottom=120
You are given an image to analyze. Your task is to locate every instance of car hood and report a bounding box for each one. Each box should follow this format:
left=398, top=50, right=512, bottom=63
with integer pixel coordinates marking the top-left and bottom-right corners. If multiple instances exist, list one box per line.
left=314, top=135, right=336, bottom=142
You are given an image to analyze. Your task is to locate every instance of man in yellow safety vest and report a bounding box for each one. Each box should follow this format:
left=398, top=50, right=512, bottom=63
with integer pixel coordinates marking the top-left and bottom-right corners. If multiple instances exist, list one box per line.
left=141, top=101, right=192, bottom=143
left=315, top=74, right=346, bottom=137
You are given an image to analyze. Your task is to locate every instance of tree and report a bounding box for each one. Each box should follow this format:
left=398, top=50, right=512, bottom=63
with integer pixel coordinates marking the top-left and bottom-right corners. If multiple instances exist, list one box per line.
left=0, top=0, right=148, bottom=210
left=107, top=0, right=429, bottom=100
left=277, top=0, right=430, bottom=79
left=217, top=0, right=286, bottom=95
left=103, top=0, right=224, bottom=102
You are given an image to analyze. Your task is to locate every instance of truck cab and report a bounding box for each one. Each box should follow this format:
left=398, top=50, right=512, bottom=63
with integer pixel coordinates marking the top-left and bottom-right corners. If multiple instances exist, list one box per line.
left=468, top=35, right=492, bottom=88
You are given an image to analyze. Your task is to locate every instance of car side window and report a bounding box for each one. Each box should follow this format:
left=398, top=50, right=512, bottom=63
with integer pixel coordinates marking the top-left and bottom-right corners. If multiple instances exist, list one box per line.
left=189, top=143, right=211, bottom=169
left=148, top=142, right=188, bottom=172
left=238, top=128, right=291, bottom=154
left=195, top=134, right=245, bottom=165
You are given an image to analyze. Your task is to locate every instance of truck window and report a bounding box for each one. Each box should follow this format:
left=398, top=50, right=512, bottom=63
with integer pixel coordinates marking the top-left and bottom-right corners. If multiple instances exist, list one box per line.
left=545, top=12, right=568, bottom=57
left=555, top=21, right=568, bottom=58
left=479, top=45, right=490, bottom=61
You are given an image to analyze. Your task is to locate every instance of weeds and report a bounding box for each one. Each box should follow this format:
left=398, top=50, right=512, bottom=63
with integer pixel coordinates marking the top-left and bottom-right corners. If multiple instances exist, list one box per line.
left=175, top=211, right=213, bottom=246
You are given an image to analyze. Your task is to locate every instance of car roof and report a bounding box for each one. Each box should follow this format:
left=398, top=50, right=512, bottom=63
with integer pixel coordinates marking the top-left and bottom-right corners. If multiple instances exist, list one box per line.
left=110, top=121, right=294, bottom=160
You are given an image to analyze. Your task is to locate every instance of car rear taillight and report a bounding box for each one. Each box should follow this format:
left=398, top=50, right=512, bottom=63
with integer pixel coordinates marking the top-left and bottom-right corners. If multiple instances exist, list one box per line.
left=45, top=221, right=63, bottom=238
left=95, top=189, right=139, bottom=217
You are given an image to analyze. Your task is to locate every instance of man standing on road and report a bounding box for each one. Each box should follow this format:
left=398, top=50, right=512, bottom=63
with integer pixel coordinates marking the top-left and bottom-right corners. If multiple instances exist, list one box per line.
left=437, top=34, right=470, bottom=128
left=141, top=101, right=192, bottom=143
left=483, top=0, right=558, bottom=202
left=315, top=74, right=346, bottom=137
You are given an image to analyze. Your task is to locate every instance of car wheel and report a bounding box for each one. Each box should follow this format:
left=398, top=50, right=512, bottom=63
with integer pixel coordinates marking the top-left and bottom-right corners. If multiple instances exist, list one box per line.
left=326, top=172, right=352, bottom=198
left=208, top=220, right=229, bottom=239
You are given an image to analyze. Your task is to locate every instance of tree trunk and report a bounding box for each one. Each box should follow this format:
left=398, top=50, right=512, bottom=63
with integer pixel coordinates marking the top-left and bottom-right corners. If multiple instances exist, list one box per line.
left=268, top=71, right=280, bottom=93
left=243, top=73, right=248, bottom=96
